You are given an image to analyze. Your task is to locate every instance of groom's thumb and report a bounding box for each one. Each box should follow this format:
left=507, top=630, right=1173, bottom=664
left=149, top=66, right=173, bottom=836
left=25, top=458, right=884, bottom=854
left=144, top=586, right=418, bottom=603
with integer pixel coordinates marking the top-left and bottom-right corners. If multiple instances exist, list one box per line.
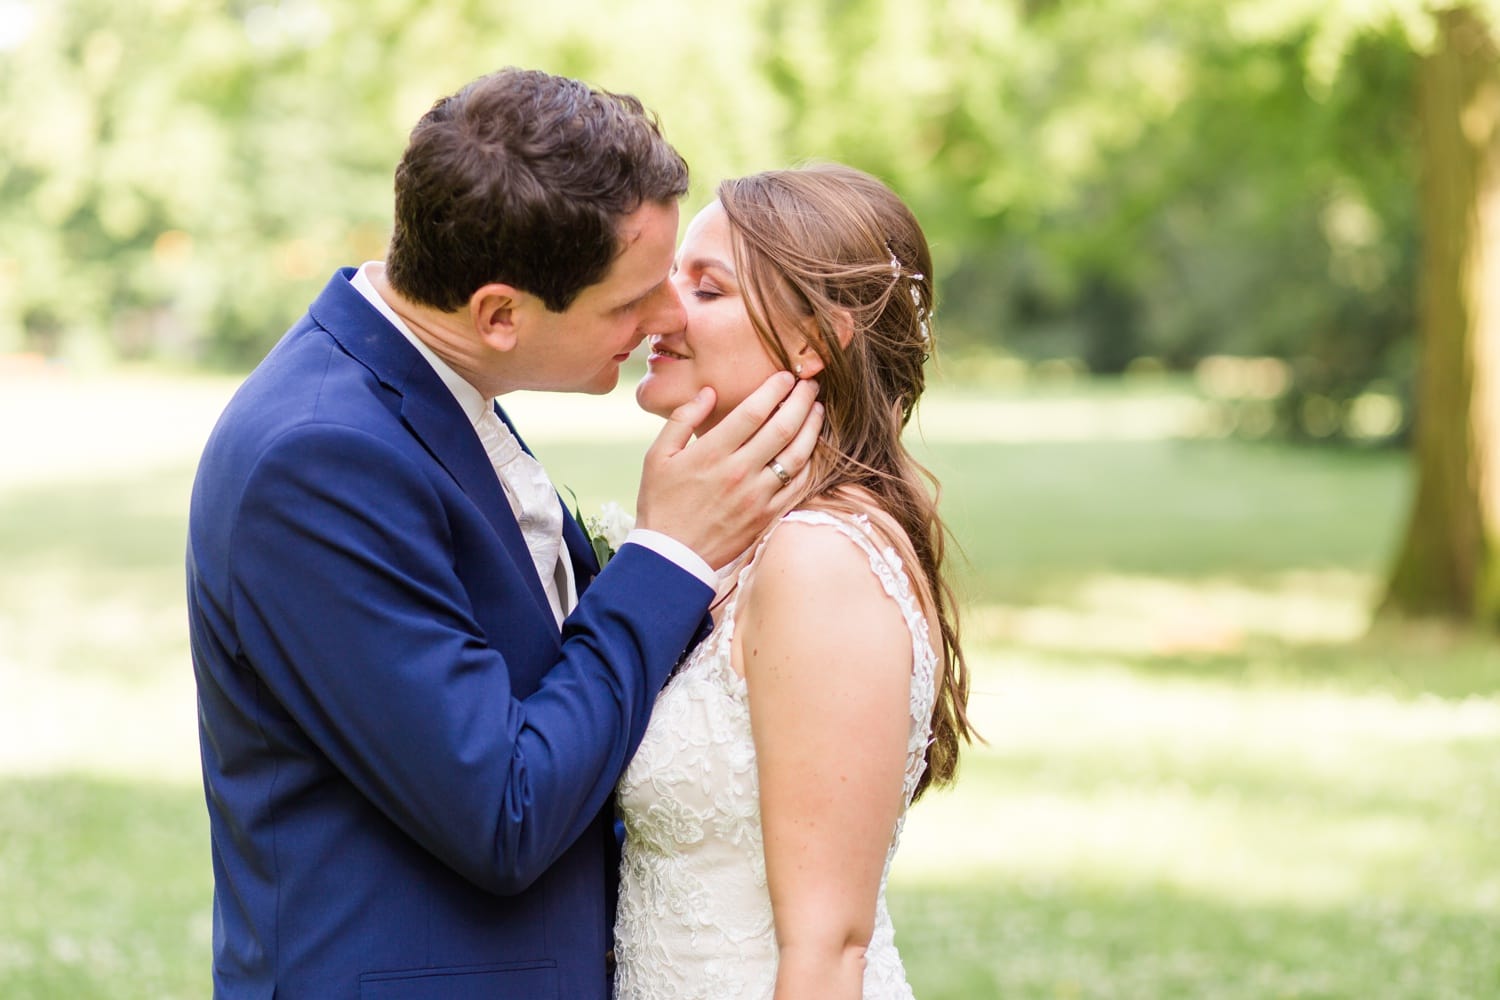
left=652, top=388, right=715, bottom=458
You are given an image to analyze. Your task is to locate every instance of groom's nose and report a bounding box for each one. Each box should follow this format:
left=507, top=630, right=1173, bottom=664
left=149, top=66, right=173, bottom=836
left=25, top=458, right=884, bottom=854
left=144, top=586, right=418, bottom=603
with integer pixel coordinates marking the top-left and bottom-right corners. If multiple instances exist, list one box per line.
left=639, top=279, right=687, bottom=337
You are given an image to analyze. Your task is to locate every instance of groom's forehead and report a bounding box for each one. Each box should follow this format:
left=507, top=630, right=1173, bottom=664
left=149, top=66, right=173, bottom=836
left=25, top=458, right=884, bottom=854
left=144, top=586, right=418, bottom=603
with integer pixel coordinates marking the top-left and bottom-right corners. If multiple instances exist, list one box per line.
left=588, top=204, right=678, bottom=307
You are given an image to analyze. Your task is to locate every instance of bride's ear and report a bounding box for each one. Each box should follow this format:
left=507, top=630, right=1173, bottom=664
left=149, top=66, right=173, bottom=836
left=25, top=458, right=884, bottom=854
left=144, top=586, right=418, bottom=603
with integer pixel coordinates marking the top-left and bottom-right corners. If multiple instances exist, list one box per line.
left=790, top=308, right=852, bottom=379
left=828, top=308, right=855, bottom=350
left=792, top=307, right=852, bottom=377
left=791, top=342, right=824, bottom=379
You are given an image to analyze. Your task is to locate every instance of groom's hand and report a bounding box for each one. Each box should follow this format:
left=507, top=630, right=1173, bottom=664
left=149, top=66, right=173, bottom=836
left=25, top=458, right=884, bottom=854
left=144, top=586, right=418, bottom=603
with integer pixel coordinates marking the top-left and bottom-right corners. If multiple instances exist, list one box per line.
left=636, top=372, right=823, bottom=570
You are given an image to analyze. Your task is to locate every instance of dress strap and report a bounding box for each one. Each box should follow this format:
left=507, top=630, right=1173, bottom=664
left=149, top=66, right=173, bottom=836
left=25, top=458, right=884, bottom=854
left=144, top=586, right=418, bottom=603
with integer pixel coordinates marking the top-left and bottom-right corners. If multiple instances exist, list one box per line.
left=726, top=510, right=938, bottom=715
left=777, top=511, right=934, bottom=664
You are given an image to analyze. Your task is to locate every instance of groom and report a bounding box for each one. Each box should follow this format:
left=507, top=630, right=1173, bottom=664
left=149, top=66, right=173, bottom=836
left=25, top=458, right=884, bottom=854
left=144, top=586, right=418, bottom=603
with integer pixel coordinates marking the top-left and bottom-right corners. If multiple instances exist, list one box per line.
left=186, top=68, right=820, bottom=999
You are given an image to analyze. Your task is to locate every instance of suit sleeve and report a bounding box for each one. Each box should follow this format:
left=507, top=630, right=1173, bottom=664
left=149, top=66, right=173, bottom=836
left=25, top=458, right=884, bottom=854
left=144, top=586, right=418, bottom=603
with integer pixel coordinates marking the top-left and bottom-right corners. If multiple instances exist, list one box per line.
left=228, top=422, right=711, bottom=895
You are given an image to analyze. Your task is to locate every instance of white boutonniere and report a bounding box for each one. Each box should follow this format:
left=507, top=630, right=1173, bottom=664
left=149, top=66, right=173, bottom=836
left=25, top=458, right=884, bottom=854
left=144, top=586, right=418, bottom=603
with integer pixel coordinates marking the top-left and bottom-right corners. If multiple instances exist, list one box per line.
left=570, top=491, right=635, bottom=567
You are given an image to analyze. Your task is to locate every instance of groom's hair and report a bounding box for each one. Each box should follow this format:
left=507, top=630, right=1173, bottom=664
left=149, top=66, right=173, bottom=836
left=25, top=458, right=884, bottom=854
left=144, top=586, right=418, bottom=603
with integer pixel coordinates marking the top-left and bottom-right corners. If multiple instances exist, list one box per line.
left=385, top=67, right=688, bottom=313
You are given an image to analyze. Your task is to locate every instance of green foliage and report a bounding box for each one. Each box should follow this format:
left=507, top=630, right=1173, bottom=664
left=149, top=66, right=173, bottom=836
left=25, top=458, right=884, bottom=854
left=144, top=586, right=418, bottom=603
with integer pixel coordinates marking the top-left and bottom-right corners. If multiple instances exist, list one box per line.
left=888, top=8, right=1421, bottom=443
left=0, top=0, right=1493, bottom=444
left=0, top=0, right=801, bottom=364
left=0, top=0, right=400, bottom=363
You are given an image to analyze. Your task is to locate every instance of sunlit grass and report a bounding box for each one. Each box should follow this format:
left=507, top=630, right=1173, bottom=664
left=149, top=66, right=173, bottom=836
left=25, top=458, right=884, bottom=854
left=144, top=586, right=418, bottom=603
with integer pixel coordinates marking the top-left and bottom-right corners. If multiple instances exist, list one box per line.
left=889, top=650, right=1500, bottom=998
left=900, top=653, right=1500, bottom=904
left=0, top=459, right=203, bottom=780
left=0, top=777, right=211, bottom=1000
left=2, top=371, right=1498, bottom=998
left=891, top=877, right=1499, bottom=999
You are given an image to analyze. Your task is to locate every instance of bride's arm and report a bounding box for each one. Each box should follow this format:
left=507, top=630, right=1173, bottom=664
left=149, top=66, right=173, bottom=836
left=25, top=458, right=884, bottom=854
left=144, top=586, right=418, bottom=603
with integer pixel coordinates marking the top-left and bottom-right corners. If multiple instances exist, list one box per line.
left=738, top=520, right=914, bottom=1000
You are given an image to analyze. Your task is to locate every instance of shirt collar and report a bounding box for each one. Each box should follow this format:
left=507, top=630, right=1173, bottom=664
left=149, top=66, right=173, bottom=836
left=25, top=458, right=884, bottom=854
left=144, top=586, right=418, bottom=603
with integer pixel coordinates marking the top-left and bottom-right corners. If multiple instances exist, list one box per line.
left=350, top=262, right=492, bottom=427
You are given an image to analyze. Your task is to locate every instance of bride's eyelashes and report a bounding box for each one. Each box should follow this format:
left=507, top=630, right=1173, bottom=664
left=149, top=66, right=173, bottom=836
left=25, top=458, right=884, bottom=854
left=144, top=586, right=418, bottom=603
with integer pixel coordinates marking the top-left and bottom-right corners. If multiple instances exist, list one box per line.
left=689, top=277, right=724, bottom=301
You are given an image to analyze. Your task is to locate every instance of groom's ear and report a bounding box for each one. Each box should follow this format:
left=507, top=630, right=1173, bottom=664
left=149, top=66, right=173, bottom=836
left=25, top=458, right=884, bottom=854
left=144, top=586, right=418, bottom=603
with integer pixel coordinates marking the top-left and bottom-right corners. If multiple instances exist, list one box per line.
left=470, top=283, right=520, bottom=352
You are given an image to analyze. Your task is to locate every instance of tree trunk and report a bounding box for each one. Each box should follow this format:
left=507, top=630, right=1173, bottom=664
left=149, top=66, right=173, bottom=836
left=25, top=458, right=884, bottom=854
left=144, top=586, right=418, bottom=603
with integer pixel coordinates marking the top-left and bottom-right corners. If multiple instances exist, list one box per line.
left=1382, top=5, right=1500, bottom=623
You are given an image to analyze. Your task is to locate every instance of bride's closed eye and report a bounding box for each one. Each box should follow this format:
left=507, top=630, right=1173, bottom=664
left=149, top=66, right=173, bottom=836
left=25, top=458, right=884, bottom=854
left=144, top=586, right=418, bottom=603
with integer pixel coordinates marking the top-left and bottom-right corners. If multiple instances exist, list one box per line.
left=692, top=282, right=723, bottom=301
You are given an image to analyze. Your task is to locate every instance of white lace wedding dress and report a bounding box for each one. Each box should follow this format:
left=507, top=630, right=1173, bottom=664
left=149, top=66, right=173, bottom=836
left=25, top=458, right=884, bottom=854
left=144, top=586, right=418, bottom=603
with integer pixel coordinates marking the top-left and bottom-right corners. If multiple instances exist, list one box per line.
left=614, top=509, right=938, bottom=1000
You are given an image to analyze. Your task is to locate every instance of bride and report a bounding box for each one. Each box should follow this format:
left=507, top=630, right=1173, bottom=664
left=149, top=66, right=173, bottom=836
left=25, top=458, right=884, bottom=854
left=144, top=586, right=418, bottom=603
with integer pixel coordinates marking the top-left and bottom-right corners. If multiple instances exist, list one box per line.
left=614, top=163, right=975, bottom=1000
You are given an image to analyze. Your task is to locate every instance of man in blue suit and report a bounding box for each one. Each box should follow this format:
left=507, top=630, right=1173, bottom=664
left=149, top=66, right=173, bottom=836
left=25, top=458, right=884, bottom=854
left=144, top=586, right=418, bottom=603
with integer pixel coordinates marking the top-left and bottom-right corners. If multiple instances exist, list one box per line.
left=186, top=68, right=821, bottom=999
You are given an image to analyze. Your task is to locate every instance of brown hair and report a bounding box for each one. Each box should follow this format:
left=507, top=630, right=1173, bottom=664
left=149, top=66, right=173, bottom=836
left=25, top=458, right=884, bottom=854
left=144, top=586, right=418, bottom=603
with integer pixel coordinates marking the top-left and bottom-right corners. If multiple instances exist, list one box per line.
left=718, top=163, right=976, bottom=797
left=386, top=67, right=688, bottom=313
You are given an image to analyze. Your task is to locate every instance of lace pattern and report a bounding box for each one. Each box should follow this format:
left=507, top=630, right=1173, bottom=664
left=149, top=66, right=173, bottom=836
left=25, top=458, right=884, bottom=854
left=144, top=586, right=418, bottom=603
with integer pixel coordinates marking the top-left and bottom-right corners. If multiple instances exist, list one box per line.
left=614, top=510, right=939, bottom=1000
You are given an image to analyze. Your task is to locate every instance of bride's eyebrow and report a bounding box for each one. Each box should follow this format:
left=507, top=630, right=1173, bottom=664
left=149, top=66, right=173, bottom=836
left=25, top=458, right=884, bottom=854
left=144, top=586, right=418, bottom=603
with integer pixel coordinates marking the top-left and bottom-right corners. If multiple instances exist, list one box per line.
left=681, top=256, right=736, bottom=280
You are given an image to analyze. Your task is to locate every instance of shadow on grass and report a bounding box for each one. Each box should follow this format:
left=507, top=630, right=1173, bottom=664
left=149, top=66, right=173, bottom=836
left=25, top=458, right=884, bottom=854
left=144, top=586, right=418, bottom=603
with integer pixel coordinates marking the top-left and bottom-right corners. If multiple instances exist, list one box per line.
left=890, top=875, right=1500, bottom=1000
left=913, top=437, right=1408, bottom=604
left=988, top=627, right=1500, bottom=700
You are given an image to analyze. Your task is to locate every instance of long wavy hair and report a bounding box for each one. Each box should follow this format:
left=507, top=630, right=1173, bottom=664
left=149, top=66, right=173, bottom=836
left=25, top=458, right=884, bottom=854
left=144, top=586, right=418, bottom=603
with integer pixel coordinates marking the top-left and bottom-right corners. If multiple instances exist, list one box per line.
left=718, top=163, right=976, bottom=797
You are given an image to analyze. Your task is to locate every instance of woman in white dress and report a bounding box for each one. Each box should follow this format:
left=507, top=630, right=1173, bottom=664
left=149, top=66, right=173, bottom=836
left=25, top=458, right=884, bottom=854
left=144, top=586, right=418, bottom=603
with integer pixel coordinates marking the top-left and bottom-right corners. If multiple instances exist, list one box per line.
left=613, top=163, right=975, bottom=1000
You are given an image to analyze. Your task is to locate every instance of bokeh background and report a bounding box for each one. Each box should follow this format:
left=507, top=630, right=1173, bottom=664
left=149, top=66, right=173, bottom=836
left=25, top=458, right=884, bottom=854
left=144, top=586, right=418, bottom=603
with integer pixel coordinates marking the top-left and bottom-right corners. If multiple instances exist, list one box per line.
left=2, top=1, right=1499, bottom=997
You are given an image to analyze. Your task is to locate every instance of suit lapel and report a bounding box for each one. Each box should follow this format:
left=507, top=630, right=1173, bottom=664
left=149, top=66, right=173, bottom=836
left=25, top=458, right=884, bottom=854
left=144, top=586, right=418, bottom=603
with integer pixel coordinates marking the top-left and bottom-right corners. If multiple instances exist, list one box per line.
left=310, top=270, right=557, bottom=622
left=561, top=509, right=602, bottom=591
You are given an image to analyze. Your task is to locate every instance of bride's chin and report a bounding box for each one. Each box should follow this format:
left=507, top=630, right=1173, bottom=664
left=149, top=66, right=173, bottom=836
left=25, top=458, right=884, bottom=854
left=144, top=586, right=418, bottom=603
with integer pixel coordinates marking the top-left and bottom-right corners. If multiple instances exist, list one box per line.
left=633, top=380, right=678, bottom=419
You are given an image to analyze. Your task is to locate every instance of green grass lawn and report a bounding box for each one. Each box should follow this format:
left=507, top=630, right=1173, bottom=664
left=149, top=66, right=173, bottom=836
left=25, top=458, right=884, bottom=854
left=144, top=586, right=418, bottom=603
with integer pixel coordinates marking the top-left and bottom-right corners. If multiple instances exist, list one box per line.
left=1, top=373, right=1497, bottom=999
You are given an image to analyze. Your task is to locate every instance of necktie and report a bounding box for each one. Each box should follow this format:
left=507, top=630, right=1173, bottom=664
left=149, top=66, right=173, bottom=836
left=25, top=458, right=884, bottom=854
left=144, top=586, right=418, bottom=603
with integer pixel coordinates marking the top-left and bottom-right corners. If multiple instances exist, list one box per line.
left=474, top=408, right=570, bottom=626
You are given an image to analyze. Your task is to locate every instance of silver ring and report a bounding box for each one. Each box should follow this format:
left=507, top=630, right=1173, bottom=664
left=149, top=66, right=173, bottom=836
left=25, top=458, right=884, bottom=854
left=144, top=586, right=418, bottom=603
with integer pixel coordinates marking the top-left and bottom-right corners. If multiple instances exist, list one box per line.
left=768, top=459, right=791, bottom=486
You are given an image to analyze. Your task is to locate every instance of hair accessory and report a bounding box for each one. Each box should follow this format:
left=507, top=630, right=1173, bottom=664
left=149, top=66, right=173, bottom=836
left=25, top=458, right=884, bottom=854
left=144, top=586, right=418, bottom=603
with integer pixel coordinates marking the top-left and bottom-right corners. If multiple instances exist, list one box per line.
left=887, top=242, right=931, bottom=343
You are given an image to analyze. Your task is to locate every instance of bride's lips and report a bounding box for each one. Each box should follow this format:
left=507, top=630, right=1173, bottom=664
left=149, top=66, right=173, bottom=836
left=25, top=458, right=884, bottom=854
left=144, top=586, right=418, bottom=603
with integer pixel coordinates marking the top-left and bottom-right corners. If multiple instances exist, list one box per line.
left=647, top=342, right=690, bottom=364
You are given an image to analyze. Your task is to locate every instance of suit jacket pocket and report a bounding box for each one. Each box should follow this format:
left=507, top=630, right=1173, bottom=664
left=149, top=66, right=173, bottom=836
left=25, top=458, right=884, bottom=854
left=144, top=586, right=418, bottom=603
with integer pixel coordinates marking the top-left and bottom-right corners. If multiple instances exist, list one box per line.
left=360, top=960, right=558, bottom=999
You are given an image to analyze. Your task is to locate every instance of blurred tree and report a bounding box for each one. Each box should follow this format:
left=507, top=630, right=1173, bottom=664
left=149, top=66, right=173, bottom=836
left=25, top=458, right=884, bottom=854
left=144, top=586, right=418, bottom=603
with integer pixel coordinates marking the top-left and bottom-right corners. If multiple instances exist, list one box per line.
left=1382, top=4, right=1500, bottom=624
left=0, top=0, right=1480, bottom=476
left=738, top=0, right=1423, bottom=443
left=0, top=0, right=786, bottom=365
left=0, top=0, right=410, bottom=364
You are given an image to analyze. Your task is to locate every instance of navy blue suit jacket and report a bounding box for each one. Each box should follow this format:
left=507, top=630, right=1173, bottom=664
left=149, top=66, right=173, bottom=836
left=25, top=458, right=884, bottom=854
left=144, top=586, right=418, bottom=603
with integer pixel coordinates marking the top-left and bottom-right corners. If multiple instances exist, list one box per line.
left=186, top=269, right=712, bottom=999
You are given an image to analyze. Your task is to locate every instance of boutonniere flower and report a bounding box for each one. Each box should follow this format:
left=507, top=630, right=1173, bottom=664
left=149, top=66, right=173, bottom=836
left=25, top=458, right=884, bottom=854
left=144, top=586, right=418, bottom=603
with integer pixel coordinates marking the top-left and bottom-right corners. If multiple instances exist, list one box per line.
left=570, top=491, right=635, bottom=567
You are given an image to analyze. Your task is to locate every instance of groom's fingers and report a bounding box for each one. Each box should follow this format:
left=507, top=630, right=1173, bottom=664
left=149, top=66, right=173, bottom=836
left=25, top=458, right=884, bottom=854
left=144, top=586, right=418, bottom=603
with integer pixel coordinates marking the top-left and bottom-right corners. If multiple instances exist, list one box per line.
left=649, top=386, right=717, bottom=460
left=634, top=373, right=823, bottom=569
left=695, top=372, right=800, bottom=460
left=700, top=374, right=820, bottom=474
left=741, top=378, right=821, bottom=474
left=766, top=398, right=824, bottom=494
